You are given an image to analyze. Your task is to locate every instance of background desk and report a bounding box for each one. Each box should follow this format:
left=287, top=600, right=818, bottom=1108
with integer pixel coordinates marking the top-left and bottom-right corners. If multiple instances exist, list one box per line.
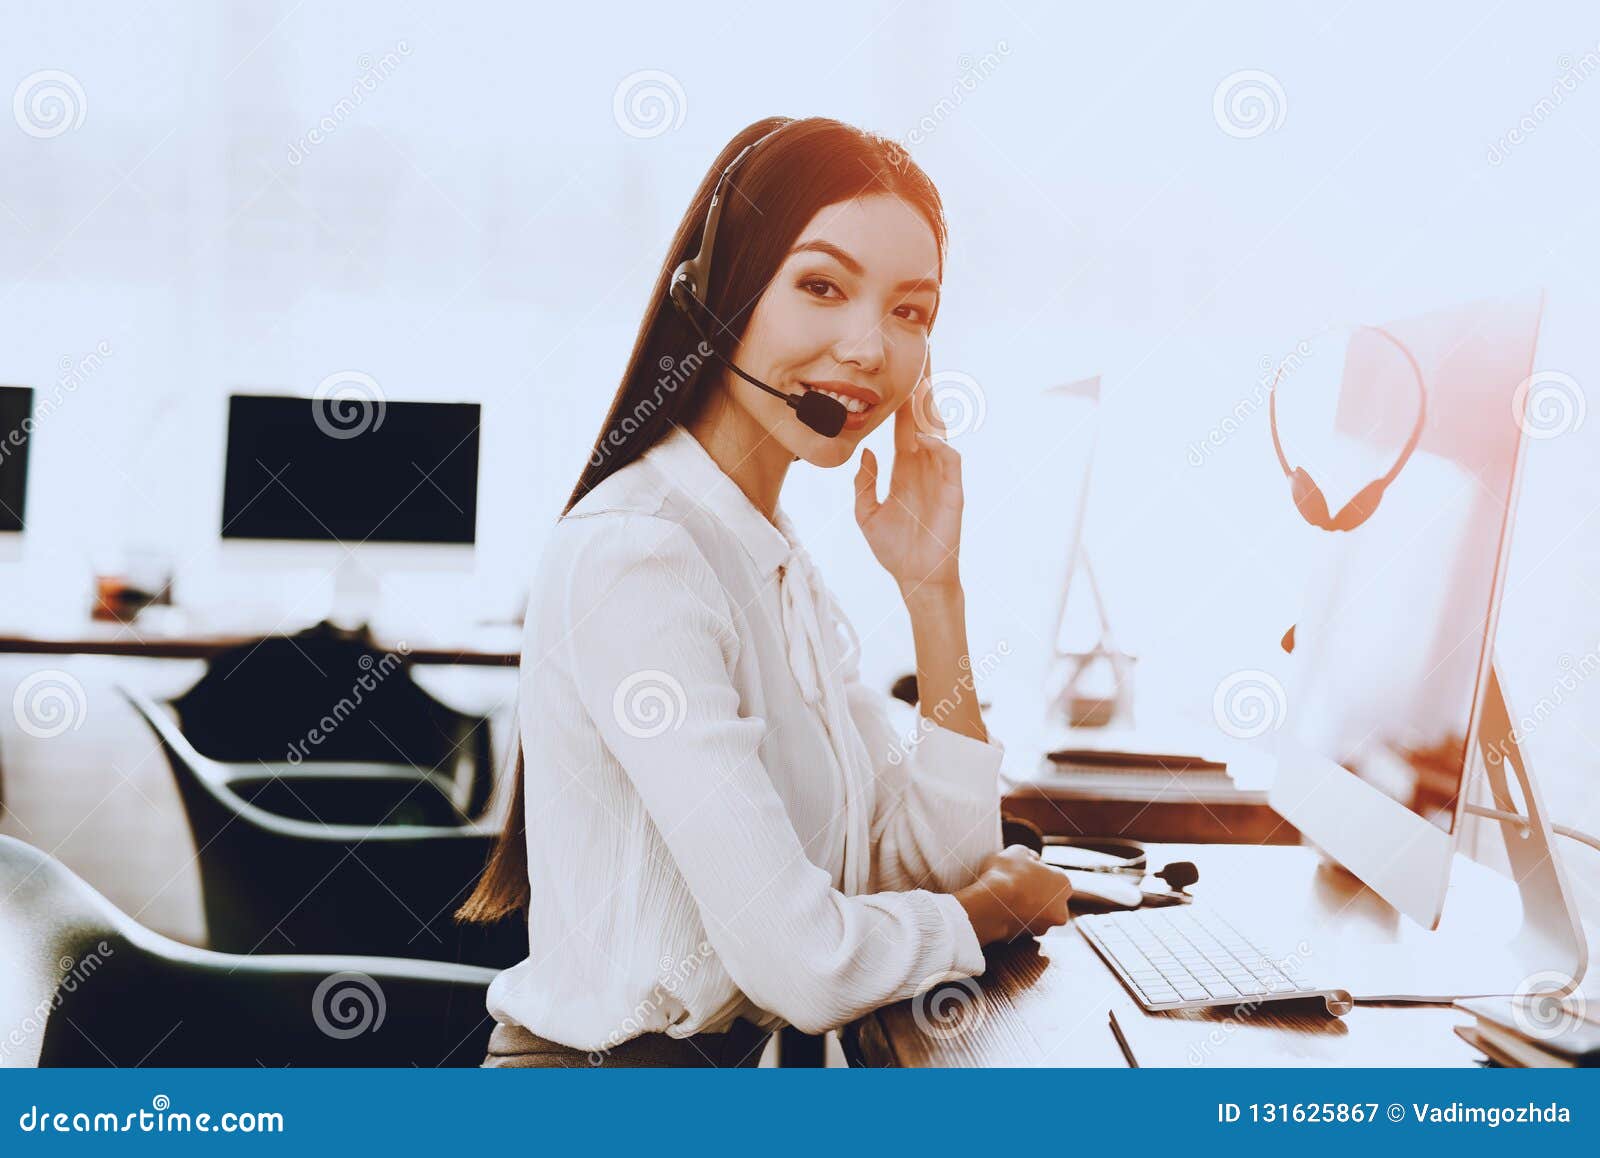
left=1001, top=778, right=1298, bottom=845
left=845, top=844, right=1511, bottom=1067
left=0, top=621, right=521, bottom=666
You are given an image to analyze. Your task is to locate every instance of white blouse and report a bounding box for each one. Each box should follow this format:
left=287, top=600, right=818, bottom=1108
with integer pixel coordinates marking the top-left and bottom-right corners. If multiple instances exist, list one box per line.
left=485, top=422, right=1005, bottom=1050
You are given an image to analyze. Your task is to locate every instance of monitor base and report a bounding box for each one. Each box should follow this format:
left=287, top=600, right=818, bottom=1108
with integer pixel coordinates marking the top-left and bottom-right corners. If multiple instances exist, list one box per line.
left=1309, top=662, right=1589, bottom=1004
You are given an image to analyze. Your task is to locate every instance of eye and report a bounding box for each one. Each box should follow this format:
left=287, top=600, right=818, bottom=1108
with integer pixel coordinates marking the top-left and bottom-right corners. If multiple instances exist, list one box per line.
left=799, top=276, right=841, bottom=299
left=893, top=302, right=929, bottom=326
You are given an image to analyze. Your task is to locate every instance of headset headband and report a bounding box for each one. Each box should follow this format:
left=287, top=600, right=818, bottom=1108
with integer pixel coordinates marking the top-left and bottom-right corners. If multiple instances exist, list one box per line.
left=670, top=121, right=792, bottom=317
left=1269, top=324, right=1426, bottom=485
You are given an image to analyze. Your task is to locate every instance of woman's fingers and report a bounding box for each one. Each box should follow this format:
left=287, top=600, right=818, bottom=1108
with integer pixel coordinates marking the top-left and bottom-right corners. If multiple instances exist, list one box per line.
left=914, top=431, right=962, bottom=493
left=911, top=351, right=949, bottom=442
left=853, top=447, right=880, bottom=526
left=894, top=382, right=919, bottom=461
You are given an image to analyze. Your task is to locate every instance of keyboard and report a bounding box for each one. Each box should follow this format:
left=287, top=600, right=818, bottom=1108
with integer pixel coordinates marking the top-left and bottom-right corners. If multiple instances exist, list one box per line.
left=1077, top=905, right=1353, bottom=1016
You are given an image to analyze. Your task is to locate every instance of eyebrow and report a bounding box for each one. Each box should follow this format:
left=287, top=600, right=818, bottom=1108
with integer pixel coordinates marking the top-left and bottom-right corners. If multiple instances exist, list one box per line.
left=788, top=239, right=939, bottom=295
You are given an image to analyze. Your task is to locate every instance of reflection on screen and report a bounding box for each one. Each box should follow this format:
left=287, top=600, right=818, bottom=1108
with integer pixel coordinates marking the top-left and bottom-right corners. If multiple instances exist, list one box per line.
left=1284, top=297, right=1539, bottom=834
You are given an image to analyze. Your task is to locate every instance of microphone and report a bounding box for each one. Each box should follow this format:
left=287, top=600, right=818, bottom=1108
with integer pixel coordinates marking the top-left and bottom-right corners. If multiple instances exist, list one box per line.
left=670, top=273, right=847, bottom=438
left=711, top=339, right=849, bottom=438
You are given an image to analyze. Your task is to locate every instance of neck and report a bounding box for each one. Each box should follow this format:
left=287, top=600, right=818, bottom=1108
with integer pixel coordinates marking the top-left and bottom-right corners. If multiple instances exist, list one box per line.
left=684, top=387, right=794, bottom=523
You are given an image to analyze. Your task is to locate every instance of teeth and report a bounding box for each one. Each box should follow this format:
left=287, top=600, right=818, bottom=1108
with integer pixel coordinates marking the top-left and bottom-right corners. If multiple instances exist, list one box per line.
left=808, top=386, right=870, bottom=414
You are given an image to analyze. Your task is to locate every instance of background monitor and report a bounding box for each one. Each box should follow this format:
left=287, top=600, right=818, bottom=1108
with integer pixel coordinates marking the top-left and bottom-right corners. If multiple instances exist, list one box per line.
left=0, top=386, right=34, bottom=534
left=221, top=394, right=480, bottom=545
left=1271, top=293, right=1544, bottom=930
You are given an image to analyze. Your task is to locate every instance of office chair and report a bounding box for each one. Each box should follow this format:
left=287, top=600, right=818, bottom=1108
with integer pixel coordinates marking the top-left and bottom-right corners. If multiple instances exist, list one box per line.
left=171, top=622, right=496, bottom=820
left=124, top=687, right=527, bottom=969
left=125, top=687, right=466, bottom=830
left=0, top=834, right=496, bottom=1067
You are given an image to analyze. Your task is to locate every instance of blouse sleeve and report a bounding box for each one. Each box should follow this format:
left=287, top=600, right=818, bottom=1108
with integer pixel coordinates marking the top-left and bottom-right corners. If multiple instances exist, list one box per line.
left=554, top=512, right=985, bottom=1035
left=831, top=599, right=1006, bottom=897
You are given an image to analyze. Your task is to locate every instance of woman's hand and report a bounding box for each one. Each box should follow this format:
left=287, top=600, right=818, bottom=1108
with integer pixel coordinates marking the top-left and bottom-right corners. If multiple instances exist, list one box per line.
left=954, top=845, right=1074, bottom=945
left=854, top=362, right=965, bottom=599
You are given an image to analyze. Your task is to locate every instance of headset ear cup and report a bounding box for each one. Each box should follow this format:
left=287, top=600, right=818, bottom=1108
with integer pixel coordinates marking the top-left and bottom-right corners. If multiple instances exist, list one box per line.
left=1332, top=477, right=1389, bottom=532
left=1289, top=468, right=1333, bottom=530
left=668, top=261, right=699, bottom=316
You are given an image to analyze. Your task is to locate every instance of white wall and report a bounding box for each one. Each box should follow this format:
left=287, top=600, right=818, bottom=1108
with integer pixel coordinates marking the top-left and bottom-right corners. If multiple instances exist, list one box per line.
left=2, top=2, right=1596, bottom=887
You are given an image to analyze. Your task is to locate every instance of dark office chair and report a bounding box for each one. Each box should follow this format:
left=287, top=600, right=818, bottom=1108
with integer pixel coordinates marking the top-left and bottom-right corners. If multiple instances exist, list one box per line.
left=124, top=687, right=527, bottom=969
left=172, top=621, right=495, bottom=820
left=0, top=834, right=496, bottom=1067
left=127, top=687, right=466, bottom=829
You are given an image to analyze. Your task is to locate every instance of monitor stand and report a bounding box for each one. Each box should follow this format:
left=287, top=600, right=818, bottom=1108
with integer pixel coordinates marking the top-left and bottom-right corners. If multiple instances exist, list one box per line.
left=1468, top=662, right=1589, bottom=993
left=1322, top=660, right=1589, bottom=1002
left=327, top=554, right=381, bottom=631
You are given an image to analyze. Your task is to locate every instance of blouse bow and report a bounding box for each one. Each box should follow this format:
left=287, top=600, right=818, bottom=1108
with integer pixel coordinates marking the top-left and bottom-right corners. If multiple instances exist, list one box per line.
left=776, top=537, right=860, bottom=706
left=774, top=526, right=872, bottom=896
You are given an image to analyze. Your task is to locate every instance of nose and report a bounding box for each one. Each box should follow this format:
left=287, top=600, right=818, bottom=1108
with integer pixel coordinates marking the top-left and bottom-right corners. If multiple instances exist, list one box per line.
left=833, top=312, right=886, bottom=375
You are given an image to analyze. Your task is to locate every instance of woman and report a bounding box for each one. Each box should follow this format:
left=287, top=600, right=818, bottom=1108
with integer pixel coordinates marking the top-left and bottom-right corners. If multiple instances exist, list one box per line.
left=458, top=116, right=1073, bottom=1067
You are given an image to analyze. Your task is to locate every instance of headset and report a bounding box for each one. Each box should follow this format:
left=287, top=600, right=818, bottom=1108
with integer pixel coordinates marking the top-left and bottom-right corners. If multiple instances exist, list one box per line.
left=667, top=122, right=849, bottom=439
left=1268, top=324, right=1428, bottom=533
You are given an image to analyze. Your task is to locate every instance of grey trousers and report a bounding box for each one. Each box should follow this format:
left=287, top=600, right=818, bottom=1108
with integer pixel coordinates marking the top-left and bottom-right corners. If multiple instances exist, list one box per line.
left=481, top=1017, right=773, bottom=1068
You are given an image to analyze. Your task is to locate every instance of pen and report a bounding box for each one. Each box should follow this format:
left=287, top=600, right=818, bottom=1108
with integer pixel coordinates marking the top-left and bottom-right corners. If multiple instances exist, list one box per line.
left=1107, top=1009, right=1139, bottom=1067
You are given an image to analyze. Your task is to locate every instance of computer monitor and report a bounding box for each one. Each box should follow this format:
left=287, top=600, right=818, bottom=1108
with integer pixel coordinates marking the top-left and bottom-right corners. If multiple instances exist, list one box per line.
left=1270, top=294, right=1582, bottom=960
left=220, top=393, right=481, bottom=618
left=0, top=386, right=33, bottom=542
left=222, top=393, right=480, bottom=545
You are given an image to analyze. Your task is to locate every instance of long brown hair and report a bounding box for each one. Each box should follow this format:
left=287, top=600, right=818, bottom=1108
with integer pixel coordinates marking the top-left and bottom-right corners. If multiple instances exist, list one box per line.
left=455, top=116, right=948, bottom=925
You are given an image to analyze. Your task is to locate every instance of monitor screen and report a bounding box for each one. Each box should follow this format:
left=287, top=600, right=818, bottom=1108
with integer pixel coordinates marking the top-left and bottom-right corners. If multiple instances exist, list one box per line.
left=1282, top=297, right=1542, bottom=835
left=221, top=394, right=480, bottom=545
left=0, top=386, right=33, bottom=533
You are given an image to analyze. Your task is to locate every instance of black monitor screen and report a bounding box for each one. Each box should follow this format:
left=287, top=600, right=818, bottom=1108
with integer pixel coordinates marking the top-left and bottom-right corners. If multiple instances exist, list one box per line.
left=0, top=386, right=32, bottom=532
left=221, top=394, right=480, bottom=545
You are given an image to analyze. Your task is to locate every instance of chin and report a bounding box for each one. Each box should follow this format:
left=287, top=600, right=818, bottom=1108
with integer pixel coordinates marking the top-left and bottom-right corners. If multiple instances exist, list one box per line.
left=795, top=430, right=859, bottom=468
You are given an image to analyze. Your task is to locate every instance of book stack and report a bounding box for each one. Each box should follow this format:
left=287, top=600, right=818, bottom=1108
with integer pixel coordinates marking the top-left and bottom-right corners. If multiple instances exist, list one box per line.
left=1453, top=996, right=1600, bottom=1067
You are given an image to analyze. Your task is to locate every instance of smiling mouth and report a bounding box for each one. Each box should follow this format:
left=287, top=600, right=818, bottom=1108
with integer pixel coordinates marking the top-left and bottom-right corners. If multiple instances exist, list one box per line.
left=800, top=383, right=878, bottom=420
